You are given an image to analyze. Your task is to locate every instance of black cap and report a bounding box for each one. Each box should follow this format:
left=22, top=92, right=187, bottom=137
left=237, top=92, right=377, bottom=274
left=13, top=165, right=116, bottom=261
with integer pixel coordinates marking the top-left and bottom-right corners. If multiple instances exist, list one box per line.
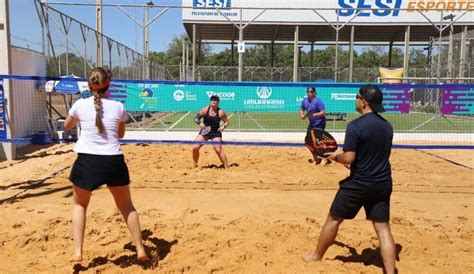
left=210, top=95, right=220, bottom=102
left=359, top=84, right=385, bottom=113
left=306, top=87, right=316, bottom=93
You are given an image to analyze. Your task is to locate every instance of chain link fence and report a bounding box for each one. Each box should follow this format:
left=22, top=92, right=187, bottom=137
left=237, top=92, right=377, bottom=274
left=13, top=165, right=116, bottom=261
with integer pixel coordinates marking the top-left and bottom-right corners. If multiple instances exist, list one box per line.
left=8, top=2, right=474, bottom=83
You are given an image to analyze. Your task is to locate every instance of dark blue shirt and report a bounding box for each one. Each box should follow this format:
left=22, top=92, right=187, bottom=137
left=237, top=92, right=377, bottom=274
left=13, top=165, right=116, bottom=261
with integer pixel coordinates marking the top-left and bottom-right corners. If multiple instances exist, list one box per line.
left=343, top=112, right=393, bottom=188
left=300, top=97, right=326, bottom=127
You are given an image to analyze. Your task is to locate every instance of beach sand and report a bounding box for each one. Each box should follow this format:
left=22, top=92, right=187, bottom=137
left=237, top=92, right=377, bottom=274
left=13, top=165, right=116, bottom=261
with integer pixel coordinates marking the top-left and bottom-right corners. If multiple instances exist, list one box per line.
left=0, top=143, right=473, bottom=273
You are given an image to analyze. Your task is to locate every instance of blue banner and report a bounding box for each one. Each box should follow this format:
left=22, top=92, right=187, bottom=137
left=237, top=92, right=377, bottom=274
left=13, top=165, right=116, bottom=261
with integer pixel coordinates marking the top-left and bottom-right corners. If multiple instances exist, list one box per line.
left=109, top=82, right=410, bottom=113
left=0, top=80, right=6, bottom=140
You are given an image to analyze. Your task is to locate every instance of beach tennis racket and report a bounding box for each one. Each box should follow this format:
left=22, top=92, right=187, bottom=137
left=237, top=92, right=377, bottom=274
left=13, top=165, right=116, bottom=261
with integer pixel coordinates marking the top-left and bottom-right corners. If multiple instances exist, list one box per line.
left=199, top=126, right=211, bottom=136
left=305, top=128, right=338, bottom=158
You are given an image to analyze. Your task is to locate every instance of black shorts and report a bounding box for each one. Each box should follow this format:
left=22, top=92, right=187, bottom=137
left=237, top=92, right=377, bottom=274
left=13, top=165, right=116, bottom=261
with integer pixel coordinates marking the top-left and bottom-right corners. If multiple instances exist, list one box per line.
left=205, top=131, right=222, bottom=140
left=69, top=153, right=130, bottom=191
left=330, top=180, right=392, bottom=222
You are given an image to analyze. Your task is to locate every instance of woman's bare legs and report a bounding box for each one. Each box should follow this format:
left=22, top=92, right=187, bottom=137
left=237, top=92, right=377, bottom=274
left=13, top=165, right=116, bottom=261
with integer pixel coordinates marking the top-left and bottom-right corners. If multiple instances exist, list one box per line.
left=212, top=138, right=229, bottom=168
left=72, top=185, right=92, bottom=261
left=192, top=135, right=205, bottom=168
left=108, top=185, right=149, bottom=261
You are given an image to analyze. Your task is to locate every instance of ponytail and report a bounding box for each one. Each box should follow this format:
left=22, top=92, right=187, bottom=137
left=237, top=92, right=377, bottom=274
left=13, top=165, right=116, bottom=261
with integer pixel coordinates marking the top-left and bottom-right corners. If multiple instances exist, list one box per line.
left=88, top=67, right=111, bottom=134
left=93, top=91, right=105, bottom=134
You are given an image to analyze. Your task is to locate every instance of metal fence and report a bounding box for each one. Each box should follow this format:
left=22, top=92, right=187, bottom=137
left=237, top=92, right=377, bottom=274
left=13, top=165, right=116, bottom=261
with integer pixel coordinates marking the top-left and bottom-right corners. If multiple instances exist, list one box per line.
left=10, top=2, right=474, bottom=82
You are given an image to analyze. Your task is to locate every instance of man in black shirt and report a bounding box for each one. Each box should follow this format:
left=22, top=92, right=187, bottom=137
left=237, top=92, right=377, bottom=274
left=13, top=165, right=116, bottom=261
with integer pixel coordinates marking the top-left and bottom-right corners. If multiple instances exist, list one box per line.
left=304, top=85, right=396, bottom=274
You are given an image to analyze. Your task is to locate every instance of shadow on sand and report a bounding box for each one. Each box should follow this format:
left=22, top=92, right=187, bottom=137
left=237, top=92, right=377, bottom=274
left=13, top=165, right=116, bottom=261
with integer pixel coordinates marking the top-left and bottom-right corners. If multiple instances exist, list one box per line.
left=73, top=229, right=178, bottom=273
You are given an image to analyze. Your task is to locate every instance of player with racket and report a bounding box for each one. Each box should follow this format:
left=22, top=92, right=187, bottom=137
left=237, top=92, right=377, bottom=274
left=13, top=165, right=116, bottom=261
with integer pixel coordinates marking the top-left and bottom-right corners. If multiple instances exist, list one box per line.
left=300, top=87, right=330, bottom=165
left=304, top=84, right=396, bottom=274
left=192, top=95, right=230, bottom=168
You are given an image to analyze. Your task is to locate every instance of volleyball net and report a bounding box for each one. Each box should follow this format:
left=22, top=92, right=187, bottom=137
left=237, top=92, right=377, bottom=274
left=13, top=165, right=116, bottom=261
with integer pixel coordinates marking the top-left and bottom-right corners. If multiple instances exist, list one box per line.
left=0, top=75, right=473, bottom=149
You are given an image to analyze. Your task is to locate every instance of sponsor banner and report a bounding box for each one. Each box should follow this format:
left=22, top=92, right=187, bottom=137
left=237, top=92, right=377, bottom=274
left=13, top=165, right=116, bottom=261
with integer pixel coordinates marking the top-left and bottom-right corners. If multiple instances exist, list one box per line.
left=442, top=88, right=474, bottom=115
left=0, top=80, right=6, bottom=140
left=110, top=81, right=409, bottom=113
left=183, top=0, right=474, bottom=24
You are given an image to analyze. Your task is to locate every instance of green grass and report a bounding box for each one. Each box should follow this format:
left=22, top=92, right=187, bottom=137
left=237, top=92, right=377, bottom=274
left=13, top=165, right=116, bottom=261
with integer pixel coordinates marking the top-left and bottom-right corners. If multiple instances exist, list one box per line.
left=148, top=112, right=474, bottom=133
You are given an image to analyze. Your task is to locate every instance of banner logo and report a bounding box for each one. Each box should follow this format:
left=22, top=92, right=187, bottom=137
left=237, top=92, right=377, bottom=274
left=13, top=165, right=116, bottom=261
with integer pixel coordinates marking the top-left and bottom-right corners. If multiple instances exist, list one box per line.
left=193, top=0, right=231, bottom=8
left=173, top=90, right=185, bottom=101
left=256, top=86, right=272, bottom=99
left=206, top=91, right=235, bottom=101
left=331, top=93, right=356, bottom=100
left=139, top=88, right=154, bottom=98
left=338, top=0, right=402, bottom=17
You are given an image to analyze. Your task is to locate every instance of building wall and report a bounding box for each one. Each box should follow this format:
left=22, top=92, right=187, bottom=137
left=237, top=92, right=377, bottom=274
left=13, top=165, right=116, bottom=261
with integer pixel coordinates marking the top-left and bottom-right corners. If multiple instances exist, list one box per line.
left=10, top=47, right=47, bottom=143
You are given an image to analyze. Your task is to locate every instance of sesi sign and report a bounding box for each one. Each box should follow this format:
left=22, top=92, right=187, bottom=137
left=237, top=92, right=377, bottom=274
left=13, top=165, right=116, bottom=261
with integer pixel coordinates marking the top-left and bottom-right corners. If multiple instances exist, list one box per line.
left=338, top=0, right=402, bottom=17
left=193, top=0, right=232, bottom=8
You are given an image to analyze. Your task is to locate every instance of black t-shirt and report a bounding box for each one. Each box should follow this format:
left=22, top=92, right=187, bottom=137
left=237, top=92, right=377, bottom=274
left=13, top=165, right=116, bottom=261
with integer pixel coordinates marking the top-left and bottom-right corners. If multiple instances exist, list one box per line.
left=343, top=112, right=393, bottom=188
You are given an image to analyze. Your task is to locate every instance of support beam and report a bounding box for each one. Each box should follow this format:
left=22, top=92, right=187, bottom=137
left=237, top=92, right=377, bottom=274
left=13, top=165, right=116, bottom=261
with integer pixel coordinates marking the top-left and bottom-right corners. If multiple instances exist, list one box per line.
left=96, top=0, right=103, bottom=67
left=293, top=25, right=299, bottom=82
left=310, top=42, right=314, bottom=67
left=349, top=25, right=355, bottom=82
left=403, top=25, right=410, bottom=77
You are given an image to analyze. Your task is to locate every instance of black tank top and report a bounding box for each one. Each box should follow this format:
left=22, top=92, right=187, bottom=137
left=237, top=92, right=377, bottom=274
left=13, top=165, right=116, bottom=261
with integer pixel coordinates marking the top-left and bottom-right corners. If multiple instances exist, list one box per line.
left=203, top=106, right=221, bottom=133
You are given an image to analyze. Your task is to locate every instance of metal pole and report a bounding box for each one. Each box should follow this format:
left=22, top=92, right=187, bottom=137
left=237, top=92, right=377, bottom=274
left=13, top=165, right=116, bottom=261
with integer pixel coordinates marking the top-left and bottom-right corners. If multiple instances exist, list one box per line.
left=96, top=0, right=103, bottom=67
left=66, top=37, right=69, bottom=75
left=182, top=38, right=186, bottom=81
left=438, top=14, right=443, bottom=81
left=143, top=5, right=150, bottom=79
left=192, top=24, right=196, bottom=81
left=186, top=43, right=189, bottom=71
left=293, top=25, right=299, bottom=82
left=388, top=41, right=393, bottom=67
left=349, top=25, right=354, bottom=82
left=335, top=10, right=339, bottom=82
left=403, top=26, right=410, bottom=78
left=447, top=18, right=454, bottom=79
left=459, top=25, right=467, bottom=79
left=238, top=9, right=243, bottom=82
left=436, top=12, right=443, bottom=133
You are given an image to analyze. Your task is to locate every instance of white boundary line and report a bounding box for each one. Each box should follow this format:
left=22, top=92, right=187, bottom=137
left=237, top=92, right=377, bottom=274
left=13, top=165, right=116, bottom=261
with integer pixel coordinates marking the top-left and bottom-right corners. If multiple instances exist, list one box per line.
left=125, top=131, right=474, bottom=143
left=167, top=111, right=191, bottom=131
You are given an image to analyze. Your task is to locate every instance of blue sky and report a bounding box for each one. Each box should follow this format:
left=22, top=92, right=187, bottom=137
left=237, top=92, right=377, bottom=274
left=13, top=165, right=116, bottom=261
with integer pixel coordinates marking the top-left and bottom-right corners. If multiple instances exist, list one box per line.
left=9, top=0, right=186, bottom=54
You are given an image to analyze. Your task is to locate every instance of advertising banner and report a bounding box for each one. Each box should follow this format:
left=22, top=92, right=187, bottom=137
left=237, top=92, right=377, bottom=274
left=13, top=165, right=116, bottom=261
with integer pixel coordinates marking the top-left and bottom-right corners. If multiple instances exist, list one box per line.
left=183, top=0, right=474, bottom=25
left=109, top=81, right=410, bottom=113
left=442, top=87, right=474, bottom=115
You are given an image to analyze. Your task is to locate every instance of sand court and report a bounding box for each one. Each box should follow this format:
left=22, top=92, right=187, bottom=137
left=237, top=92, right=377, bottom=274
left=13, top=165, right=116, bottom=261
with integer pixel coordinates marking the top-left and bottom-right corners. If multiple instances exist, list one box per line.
left=0, top=143, right=473, bottom=273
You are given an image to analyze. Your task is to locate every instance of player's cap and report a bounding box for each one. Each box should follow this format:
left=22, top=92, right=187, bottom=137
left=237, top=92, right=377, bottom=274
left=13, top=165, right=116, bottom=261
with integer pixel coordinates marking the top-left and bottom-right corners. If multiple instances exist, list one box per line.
left=358, top=84, right=385, bottom=113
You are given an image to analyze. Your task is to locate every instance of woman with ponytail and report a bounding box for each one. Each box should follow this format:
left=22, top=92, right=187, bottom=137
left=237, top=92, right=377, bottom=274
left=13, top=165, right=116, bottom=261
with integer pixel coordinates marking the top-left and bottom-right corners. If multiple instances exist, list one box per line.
left=64, top=67, right=149, bottom=262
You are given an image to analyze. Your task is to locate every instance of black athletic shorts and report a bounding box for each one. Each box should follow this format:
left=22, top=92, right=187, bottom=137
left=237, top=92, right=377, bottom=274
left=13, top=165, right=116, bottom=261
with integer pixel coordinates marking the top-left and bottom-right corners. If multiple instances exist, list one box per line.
left=69, top=153, right=130, bottom=191
left=206, top=131, right=222, bottom=140
left=330, top=179, right=392, bottom=222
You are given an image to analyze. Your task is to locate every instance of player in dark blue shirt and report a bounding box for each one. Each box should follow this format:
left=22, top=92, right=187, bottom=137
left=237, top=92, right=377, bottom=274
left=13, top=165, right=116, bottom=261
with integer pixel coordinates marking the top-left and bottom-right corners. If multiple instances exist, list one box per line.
left=300, top=87, right=329, bottom=165
left=304, top=85, right=396, bottom=274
